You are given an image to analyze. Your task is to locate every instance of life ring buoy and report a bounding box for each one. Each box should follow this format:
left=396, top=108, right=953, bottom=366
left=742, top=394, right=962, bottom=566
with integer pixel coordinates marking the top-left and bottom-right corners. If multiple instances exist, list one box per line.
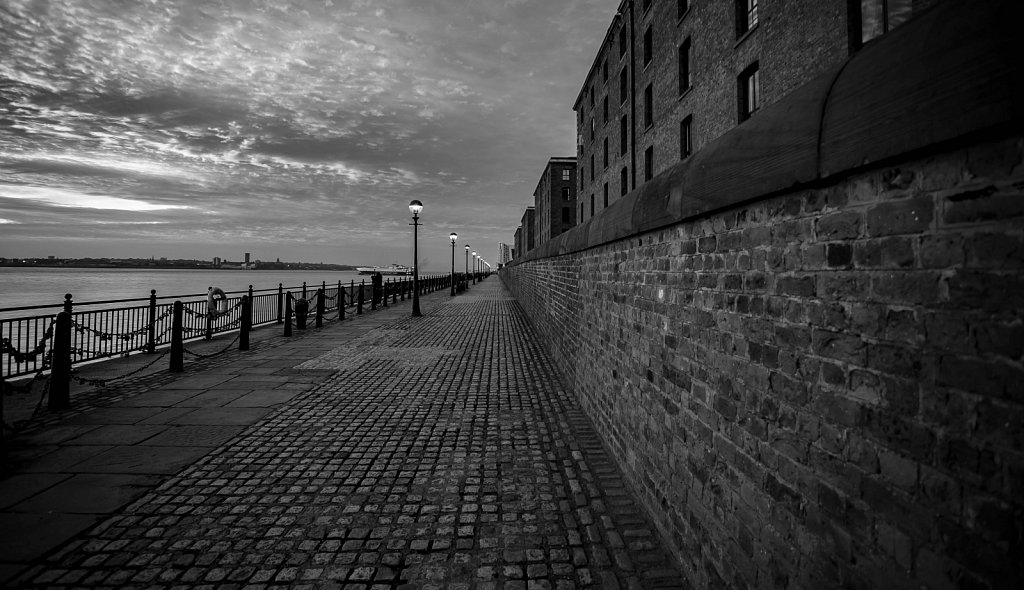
left=207, top=287, right=227, bottom=314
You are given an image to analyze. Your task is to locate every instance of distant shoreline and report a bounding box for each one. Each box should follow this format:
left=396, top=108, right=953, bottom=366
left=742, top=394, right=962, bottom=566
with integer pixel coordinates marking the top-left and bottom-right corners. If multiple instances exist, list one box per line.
left=0, top=260, right=357, bottom=272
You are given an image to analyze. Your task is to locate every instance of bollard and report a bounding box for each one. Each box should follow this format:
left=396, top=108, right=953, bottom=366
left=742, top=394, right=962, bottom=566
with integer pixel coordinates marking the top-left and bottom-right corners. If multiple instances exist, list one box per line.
left=240, top=295, right=251, bottom=351
left=170, top=301, right=184, bottom=372
left=295, top=297, right=309, bottom=330
left=63, top=293, right=73, bottom=314
left=382, top=281, right=388, bottom=308
left=401, top=279, right=406, bottom=301
left=284, top=293, right=293, bottom=337
left=357, top=280, right=364, bottom=314
left=146, top=289, right=157, bottom=354
left=392, top=280, right=398, bottom=304
left=277, top=283, right=284, bottom=324
left=315, top=288, right=324, bottom=328
left=49, top=311, right=72, bottom=410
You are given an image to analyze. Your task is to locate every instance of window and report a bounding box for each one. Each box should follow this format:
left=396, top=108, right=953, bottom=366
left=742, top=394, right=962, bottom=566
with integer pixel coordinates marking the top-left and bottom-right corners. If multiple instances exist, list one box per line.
left=620, top=166, right=629, bottom=196
left=590, top=194, right=595, bottom=216
left=602, top=59, right=608, bottom=83
left=678, top=0, right=689, bottom=19
left=678, top=39, right=691, bottom=95
left=580, top=202, right=584, bottom=221
left=620, top=115, right=628, bottom=155
left=591, top=118, right=595, bottom=141
left=562, top=187, right=570, bottom=200
left=562, top=207, right=570, bottom=223
left=644, top=83, right=654, bottom=128
left=680, top=115, right=692, bottom=159
left=581, top=165, right=585, bottom=190
left=619, top=24, right=628, bottom=58
left=590, top=85, right=595, bottom=107
left=602, top=96, right=609, bottom=124
left=644, top=146, right=654, bottom=181
left=643, top=27, right=652, bottom=66
left=858, top=0, right=913, bottom=46
left=590, top=154, right=595, bottom=181
left=737, top=0, right=758, bottom=37
left=562, top=169, right=570, bottom=181
left=620, top=67, right=629, bottom=104
left=603, top=183, right=609, bottom=208
left=603, top=138, right=609, bottom=168
left=739, top=62, right=760, bottom=121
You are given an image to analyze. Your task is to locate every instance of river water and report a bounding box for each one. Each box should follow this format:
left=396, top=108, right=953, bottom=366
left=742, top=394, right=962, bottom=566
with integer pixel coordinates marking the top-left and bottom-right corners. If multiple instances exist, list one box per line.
left=0, top=267, right=369, bottom=315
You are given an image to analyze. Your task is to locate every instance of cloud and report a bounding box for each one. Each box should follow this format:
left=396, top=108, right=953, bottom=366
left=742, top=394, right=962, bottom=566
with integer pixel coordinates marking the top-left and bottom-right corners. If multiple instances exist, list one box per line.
left=0, top=185, right=192, bottom=211
left=0, top=0, right=617, bottom=265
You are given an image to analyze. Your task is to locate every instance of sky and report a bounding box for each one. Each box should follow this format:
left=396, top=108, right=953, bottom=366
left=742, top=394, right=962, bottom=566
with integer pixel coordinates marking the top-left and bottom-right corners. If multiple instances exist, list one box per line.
left=0, top=0, right=611, bottom=270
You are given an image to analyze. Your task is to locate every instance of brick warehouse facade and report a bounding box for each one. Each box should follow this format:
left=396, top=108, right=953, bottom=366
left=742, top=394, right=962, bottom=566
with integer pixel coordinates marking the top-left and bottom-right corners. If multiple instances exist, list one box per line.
left=515, top=207, right=535, bottom=259
left=572, top=0, right=945, bottom=227
left=535, top=157, right=579, bottom=246
left=504, top=2, right=1023, bottom=589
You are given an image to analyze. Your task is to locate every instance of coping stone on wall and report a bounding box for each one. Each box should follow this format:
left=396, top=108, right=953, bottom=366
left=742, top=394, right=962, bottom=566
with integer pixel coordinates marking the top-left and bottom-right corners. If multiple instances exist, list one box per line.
left=513, top=0, right=1023, bottom=266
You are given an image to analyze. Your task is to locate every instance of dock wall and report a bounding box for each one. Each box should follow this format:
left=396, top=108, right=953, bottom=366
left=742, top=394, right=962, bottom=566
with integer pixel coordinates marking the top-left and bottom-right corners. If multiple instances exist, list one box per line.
left=500, top=2, right=1023, bottom=588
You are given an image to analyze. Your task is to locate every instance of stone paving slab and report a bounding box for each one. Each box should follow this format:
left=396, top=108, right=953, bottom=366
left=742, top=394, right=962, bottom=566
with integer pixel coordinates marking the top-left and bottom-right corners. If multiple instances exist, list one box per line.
left=11, top=473, right=161, bottom=513
left=1, top=280, right=685, bottom=589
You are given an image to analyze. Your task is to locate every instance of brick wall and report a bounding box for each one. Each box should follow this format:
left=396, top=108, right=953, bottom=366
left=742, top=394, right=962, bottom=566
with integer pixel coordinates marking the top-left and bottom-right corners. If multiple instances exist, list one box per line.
left=506, top=2, right=1022, bottom=587
left=502, top=136, right=1024, bottom=590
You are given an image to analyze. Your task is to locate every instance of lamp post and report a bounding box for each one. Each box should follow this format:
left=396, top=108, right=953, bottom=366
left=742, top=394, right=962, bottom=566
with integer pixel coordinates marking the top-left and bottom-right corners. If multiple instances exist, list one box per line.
left=409, top=200, right=423, bottom=317
left=449, top=232, right=458, bottom=296
left=472, top=251, right=477, bottom=284
left=464, top=245, right=470, bottom=289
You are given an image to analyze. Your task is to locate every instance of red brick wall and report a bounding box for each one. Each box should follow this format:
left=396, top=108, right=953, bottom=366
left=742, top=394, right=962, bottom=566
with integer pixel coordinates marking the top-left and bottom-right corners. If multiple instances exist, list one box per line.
left=501, top=136, right=1024, bottom=589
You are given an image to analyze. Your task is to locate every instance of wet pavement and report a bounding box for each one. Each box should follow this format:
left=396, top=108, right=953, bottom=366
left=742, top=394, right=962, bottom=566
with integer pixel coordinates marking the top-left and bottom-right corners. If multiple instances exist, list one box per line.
left=1, top=279, right=684, bottom=589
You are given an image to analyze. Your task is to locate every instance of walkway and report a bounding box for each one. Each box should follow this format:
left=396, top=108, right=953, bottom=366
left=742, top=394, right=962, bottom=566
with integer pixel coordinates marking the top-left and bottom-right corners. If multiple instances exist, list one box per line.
left=1, top=279, right=684, bottom=589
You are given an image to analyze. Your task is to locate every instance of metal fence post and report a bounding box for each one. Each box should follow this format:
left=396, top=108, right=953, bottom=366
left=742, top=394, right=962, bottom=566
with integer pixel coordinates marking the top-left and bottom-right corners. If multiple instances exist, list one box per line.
left=357, top=280, right=364, bottom=314
left=382, top=281, right=388, bottom=308
left=316, top=288, right=324, bottom=328
left=240, top=295, right=251, bottom=351
left=48, top=311, right=72, bottom=411
left=339, top=284, right=346, bottom=321
left=170, top=301, right=183, bottom=372
left=277, top=283, right=283, bottom=324
left=147, top=289, right=157, bottom=354
left=63, top=293, right=73, bottom=314
left=302, top=281, right=307, bottom=299
left=284, top=293, right=293, bottom=337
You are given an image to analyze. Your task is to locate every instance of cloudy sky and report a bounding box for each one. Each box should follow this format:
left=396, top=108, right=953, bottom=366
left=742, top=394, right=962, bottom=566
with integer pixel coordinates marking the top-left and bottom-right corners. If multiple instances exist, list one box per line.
left=0, top=0, right=610, bottom=269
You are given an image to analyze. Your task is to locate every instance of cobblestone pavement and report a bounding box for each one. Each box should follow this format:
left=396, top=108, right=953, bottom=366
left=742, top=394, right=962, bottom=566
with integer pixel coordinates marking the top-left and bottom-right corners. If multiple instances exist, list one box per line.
left=14, top=280, right=684, bottom=589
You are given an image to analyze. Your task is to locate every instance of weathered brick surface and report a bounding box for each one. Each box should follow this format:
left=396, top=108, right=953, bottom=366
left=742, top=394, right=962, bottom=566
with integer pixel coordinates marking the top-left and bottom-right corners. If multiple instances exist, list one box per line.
left=501, top=137, right=1024, bottom=589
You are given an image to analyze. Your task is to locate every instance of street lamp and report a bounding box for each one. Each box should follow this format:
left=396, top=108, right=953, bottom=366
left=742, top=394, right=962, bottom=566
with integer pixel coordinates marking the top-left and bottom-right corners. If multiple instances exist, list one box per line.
left=464, top=245, right=470, bottom=289
left=409, top=200, right=423, bottom=317
left=472, top=251, right=477, bottom=284
left=449, top=232, right=458, bottom=296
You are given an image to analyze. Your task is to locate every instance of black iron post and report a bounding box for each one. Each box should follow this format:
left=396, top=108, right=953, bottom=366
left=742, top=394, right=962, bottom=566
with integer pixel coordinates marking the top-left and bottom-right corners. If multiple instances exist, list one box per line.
left=277, top=283, right=283, bottom=323
left=147, top=289, right=157, bottom=354
left=170, top=301, right=184, bottom=372
left=316, top=288, right=324, bottom=328
left=49, top=311, right=72, bottom=410
left=357, top=280, right=364, bottom=314
left=339, top=283, right=346, bottom=320
left=240, top=295, right=251, bottom=351
left=284, top=293, right=293, bottom=337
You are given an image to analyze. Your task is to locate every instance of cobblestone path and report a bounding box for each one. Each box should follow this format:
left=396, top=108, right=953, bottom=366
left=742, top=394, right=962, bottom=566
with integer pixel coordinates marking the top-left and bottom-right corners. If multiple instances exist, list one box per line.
left=18, top=281, right=683, bottom=589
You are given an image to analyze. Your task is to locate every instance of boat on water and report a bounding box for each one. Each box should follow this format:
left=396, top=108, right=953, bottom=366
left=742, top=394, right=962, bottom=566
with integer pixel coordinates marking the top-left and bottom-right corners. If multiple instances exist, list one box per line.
left=355, top=264, right=413, bottom=276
